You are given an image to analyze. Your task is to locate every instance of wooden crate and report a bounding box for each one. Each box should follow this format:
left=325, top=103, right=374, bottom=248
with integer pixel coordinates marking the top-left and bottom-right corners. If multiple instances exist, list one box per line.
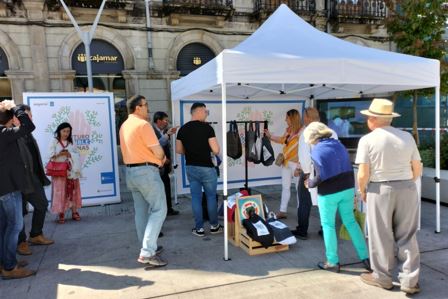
left=239, top=229, right=289, bottom=256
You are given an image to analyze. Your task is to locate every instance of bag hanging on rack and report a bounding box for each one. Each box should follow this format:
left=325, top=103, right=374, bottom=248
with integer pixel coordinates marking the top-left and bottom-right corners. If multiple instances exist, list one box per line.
left=247, top=122, right=259, bottom=163
left=46, top=160, right=70, bottom=177
left=253, top=123, right=263, bottom=164
left=261, top=121, right=275, bottom=166
left=227, top=121, right=243, bottom=159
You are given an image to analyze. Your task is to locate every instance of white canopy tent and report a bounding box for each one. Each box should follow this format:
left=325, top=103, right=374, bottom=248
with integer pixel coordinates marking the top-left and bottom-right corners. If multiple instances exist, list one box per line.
left=171, top=4, right=441, bottom=259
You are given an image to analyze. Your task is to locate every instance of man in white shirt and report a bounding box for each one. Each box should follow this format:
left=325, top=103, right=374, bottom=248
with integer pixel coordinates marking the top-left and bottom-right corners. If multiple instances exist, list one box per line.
left=356, top=98, right=421, bottom=295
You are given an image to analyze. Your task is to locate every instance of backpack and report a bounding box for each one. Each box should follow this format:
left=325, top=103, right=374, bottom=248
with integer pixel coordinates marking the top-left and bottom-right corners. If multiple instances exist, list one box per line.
left=227, top=121, right=242, bottom=159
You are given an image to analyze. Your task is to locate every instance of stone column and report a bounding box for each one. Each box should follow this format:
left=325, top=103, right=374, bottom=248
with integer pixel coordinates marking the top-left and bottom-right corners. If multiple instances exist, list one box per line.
left=23, top=0, right=50, bottom=92
left=5, top=70, right=34, bottom=103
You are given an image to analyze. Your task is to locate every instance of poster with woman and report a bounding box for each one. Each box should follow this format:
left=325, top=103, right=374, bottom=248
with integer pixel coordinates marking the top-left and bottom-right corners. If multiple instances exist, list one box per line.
left=25, top=92, right=120, bottom=206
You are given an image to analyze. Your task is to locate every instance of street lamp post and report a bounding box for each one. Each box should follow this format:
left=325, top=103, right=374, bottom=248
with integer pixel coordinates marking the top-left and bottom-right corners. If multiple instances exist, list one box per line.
left=60, top=0, right=107, bottom=92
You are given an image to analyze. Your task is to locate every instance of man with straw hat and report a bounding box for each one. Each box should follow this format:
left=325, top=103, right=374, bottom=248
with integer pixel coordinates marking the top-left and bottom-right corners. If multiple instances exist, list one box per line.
left=356, top=98, right=422, bottom=294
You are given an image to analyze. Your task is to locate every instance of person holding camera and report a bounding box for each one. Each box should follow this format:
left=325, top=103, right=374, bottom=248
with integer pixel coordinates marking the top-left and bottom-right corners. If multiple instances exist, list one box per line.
left=0, top=100, right=36, bottom=279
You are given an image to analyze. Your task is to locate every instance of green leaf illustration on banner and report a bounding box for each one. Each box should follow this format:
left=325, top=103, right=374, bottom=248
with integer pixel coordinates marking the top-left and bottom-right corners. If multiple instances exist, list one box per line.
left=45, top=106, right=70, bottom=134
left=83, top=147, right=102, bottom=168
left=85, top=110, right=101, bottom=127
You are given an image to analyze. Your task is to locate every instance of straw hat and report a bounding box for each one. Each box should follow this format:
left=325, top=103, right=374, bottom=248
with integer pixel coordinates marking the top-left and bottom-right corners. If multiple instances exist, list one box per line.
left=360, top=98, right=400, bottom=118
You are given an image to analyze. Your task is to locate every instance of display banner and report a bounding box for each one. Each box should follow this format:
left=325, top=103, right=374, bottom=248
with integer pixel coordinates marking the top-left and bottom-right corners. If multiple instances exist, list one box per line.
left=173, top=99, right=304, bottom=194
left=24, top=93, right=120, bottom=206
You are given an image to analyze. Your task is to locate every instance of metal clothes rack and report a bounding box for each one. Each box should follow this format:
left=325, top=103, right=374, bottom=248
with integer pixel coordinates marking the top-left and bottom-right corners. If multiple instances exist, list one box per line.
left=227, top=120, right=268, bottom=194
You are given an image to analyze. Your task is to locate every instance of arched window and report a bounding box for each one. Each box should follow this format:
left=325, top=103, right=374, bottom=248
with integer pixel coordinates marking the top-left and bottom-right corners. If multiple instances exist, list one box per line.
left=176, top=43, right=215, bottom=76
left=71, top=39, right=126, bottom=141
left=0, top=47, right=12, bottom=101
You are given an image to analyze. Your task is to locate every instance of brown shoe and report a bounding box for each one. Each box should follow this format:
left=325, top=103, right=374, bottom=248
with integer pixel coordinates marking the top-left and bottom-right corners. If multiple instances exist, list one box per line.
left=360, top=273, right=393, bottom=290
left=2, top=266, right=36, bottom=280
left=29, top=234, right=54, bottom=246
left=17, top=242, right=32, bottom=256
left=0, top=260, right=28, bottom=272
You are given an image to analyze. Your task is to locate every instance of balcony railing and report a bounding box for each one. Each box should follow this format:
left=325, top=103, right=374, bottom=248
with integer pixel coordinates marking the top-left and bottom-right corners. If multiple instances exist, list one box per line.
left=161, top=0, right=233, bottom=17
left=254, top=0, right=316, bottom=17
left=330, top=0, right=387, bottom=21
left=45, top=0, right=133, bottom=11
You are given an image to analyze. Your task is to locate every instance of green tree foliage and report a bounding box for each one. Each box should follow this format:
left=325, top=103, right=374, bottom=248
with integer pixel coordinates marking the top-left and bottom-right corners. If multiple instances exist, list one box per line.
left=385, top=1, right=448, bottom=145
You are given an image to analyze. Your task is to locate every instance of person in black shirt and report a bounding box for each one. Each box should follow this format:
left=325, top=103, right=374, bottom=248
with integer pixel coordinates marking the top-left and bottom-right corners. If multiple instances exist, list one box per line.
left=176, top=103, right=222, bottom=237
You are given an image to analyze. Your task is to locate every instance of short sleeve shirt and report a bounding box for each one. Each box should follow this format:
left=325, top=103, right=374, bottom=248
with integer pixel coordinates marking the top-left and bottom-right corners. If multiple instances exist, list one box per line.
left=119, top=114, right=162, bottom=166
left=176, top=120, right=215, bottom=167
left=355, top=126, right=421, bottom=182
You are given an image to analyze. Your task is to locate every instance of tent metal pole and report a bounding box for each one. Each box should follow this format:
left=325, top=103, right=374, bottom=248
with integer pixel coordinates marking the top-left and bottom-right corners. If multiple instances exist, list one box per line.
left=171, top=102, right=178, bottom=205
left=435, top=86, right=441, bottom=233
left=222, top=82, right=230, bottom=260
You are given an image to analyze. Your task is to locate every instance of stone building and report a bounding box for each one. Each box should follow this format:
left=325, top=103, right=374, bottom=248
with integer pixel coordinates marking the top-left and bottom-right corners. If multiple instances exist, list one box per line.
left=0, top=0, right=389, bottom=132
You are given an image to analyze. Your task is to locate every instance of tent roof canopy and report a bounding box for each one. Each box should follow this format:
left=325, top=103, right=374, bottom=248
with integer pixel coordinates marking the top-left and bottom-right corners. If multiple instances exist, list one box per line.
left=171, top=4, right=439, bottom=101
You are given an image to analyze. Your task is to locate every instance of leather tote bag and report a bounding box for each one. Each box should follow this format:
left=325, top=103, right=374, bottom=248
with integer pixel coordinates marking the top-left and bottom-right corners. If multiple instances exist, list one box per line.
left=45, top=161, right=70, bottom=177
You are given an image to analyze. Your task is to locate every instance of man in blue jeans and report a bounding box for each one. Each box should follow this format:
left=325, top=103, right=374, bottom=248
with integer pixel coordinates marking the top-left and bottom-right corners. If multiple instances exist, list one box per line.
left=0, top=100, right=36, bottom=279
left=119, top=95, right=168, bottom=267
left=176, top=103, right=222, bottom=237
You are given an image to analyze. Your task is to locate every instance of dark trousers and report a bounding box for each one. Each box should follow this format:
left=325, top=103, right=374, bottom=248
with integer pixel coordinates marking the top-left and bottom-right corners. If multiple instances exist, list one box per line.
left=18, top=176, right=48, bottom=243
left=160, top=168, right=173, bottom=212
left=296, top=172, right=312, bottom=235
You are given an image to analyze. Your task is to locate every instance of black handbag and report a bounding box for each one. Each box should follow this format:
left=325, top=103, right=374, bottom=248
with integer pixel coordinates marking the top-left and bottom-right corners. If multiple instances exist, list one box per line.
left=261, top=121, right=275, bottom=166
left=246, top=122, right=258, bottom=163
left=227, top=121, right=242, bottom=159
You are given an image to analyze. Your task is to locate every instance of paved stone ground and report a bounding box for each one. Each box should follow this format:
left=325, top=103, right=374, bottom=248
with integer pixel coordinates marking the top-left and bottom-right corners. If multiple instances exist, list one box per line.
left=0, top=175, right=446, bottom=299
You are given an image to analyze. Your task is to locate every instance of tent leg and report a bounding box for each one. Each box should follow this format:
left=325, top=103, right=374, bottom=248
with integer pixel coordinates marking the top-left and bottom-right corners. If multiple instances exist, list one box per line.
left=435, top=86, right=441, bottom=233
left=222, top=82, right=230, bottom=260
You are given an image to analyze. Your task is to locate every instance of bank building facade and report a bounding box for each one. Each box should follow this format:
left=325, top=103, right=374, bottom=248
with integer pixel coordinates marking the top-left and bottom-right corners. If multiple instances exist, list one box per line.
left=0, top=0, right=389, bottom=134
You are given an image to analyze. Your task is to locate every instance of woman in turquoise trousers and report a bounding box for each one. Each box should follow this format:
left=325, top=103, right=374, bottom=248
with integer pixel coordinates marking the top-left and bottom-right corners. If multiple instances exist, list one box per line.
left=303, top=122, right=370, bottom=272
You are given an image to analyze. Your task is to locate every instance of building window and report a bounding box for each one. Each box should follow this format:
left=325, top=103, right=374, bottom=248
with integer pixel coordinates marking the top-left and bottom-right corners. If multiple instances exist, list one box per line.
left=0, top=47, right=12, bottom=101
left=176, top=43, right=215, bottom=76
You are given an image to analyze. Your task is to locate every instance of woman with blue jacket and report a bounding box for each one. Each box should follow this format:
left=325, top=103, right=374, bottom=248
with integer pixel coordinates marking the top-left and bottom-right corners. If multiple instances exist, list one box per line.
left=304, top=122, right=370, bottom=272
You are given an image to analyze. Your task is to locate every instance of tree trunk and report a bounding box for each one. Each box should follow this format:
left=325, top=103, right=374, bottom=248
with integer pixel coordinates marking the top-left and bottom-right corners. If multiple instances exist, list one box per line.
left=412, top=90, right=419, bottom=146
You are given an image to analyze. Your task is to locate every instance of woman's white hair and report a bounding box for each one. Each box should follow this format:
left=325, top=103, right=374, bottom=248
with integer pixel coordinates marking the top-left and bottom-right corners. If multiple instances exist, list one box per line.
left=303, top=121, right=333, bottom=144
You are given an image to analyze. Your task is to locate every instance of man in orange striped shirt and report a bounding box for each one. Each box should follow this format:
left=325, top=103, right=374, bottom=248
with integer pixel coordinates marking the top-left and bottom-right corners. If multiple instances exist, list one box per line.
left=119, top=95, right=167, bottom=267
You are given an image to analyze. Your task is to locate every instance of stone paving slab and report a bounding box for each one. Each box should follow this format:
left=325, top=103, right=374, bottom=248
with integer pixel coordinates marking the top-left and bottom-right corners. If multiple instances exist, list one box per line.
left=0, top=184, right=446, bottom=299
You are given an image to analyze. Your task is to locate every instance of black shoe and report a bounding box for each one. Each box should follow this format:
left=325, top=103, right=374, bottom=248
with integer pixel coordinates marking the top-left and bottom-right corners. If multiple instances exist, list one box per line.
left=291, top=229, right=308, bottom=240
left=192, top=228, right=205, bottom=237
left=167, top=209, right=179, bottom=216
left=210, top=224, right=223, bottom=234
left=158, top=232, right=164, bottom=238
left=361, top=258, right=372, bottom=272
left=317, top=261, right=340, bottom=273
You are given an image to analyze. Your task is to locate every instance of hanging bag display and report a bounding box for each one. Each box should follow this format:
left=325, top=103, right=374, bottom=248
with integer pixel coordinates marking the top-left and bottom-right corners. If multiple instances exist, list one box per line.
left=247, top=122, right=259, bottom=163
left=261, top=121, right=275, bottom=166
left=253, top=123, right=263, bottom=164
left=227, top=121, right=243, bottom=159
